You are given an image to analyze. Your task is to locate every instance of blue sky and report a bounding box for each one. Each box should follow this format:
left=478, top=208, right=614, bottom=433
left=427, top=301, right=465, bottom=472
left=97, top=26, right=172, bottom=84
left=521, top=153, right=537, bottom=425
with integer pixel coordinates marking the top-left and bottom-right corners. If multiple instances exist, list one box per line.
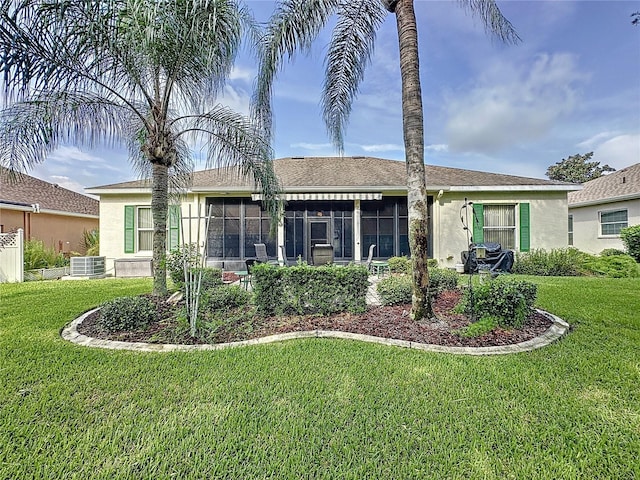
left=31, top=0, right=640, bottom=195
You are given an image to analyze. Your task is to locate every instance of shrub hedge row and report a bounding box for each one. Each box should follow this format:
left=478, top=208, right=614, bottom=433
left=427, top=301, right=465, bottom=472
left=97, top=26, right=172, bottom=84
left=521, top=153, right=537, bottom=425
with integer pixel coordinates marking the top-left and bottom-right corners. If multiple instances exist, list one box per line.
left=251, top=263, right=369, bottom=316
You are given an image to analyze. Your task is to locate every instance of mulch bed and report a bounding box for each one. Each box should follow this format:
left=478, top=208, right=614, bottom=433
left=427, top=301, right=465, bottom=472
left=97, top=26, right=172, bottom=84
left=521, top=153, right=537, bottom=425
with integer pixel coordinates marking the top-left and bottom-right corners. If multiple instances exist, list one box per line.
left=76, top=289, right=554, bottom=348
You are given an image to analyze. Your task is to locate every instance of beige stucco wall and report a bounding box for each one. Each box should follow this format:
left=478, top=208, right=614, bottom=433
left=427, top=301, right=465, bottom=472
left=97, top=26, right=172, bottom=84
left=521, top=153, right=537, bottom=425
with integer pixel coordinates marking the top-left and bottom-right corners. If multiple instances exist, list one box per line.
left=569, top=199, right=640, bottom=254
left=99, top=189, right=571, bottom=272
left=0, top=207, right=98, bottom=254
left=432, top=191, right=570, bottom=268
left=99, top=193, right=213, bottom=274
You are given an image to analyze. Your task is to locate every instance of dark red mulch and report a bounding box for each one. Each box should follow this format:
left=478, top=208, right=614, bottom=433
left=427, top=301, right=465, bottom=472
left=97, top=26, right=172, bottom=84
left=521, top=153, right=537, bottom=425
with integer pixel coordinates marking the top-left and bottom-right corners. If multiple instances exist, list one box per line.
left=76, top=289, right=554, bottom=348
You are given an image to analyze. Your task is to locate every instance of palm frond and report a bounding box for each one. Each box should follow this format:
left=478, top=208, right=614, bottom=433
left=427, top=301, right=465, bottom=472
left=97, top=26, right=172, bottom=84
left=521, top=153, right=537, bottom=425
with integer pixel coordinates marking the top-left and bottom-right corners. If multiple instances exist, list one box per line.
left=322, top=0, right=387, bottom=151
left=0, top=90, right=132, bottom=172
left=457, top=0, right=521, bottom=44
left=252, top=0, right=340, bottom=139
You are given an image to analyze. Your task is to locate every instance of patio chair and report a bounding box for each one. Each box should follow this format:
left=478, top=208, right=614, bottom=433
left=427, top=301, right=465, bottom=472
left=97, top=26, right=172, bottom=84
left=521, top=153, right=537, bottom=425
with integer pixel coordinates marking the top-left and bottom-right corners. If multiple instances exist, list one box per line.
left=254, top=243, right=279, bottom=265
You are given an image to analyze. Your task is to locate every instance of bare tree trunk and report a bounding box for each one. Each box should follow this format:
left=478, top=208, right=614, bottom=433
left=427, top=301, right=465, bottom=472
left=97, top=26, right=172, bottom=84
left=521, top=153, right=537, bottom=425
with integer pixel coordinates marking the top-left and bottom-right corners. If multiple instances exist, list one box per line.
left=391, top=0, right=433, bottom=319
left=151, top=161, right=168, bottom=296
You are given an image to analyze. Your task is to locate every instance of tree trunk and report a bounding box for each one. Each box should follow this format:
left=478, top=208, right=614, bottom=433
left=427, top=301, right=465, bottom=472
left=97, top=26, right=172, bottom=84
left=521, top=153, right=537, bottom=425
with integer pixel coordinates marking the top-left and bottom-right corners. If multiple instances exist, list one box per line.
left=151, top=161, right=169, bottom=296
left=393, top=0, right=433, bottom=319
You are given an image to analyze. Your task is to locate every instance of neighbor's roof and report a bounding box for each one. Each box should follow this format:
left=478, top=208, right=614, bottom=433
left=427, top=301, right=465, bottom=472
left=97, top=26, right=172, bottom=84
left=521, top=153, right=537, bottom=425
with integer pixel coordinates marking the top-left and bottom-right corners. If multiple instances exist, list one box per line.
left=0, top=168, right=99, bottom=216
left=568, top=163, right=640, bottom=207
left=88, top=156, right=578, bottom=193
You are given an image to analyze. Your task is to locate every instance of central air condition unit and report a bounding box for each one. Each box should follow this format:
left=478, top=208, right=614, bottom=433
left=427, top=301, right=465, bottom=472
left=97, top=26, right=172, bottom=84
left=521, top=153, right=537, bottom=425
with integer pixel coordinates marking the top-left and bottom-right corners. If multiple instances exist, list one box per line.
left=70, top=256, right=106, bottom=277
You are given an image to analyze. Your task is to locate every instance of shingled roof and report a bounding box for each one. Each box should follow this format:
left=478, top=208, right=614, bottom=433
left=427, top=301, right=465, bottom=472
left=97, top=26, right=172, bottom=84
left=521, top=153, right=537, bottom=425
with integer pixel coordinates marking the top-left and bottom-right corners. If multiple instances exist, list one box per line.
left=568, top=163, right=640, bottom=207
left=89, top=157, right=577, bottom=194
left=0, top=168, right=99, bottom=216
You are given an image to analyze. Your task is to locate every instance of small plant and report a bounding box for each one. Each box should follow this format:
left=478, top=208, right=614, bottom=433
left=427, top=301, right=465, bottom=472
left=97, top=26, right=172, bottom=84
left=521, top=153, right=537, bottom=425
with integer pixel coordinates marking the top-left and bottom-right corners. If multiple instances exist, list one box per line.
left=98, top=296, right=157, bottom=333
left=454, top=316, right=498, bottom=338
left=201, top=284, right=251, bottom=312
left=512, top=248, right=588, bottom=276
left=377, top=274, right=412, bottom=306
left=459, top=277, right=537, bottom=329
left=23, top=239, right=67, bottom=270
left=82, top=229, right=100, bottom=256
left=620, top=225, right=640, bottom=262
left=163, top=243, right=200, bottom=287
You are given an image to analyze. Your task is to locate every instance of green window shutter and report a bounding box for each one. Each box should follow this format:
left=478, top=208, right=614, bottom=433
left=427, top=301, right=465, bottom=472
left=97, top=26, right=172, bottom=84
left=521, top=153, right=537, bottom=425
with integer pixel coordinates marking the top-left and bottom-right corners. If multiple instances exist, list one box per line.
left=168, top=205, right=180, bottom=251
left=124, top=205, right=135, bottom=253
left=519, top=203, right=530, bottom=252
left=472, top=203, right=484, bottom=243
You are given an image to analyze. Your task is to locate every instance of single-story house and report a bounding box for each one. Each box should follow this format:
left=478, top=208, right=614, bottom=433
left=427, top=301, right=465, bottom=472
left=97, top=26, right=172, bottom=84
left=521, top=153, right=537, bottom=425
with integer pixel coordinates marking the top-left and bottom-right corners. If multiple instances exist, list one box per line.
left=0, top=168, right=99, bottom=254
left=568, top=163, right=640, bottom=254
left=87, top=156, right=579, bottom=274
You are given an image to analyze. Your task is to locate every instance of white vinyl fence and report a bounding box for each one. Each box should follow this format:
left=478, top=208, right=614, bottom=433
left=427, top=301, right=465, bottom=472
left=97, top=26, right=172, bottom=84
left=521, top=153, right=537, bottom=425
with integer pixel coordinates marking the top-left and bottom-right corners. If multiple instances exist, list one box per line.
left=0, top=229, right=24, bottom=283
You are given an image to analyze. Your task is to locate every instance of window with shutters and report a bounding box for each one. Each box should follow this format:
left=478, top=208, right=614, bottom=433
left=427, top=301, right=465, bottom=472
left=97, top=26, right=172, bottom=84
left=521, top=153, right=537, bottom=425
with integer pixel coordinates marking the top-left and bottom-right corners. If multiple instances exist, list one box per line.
left=124, top=205, right=180, bottom=253
left=483, top=204, right=516, bottom=249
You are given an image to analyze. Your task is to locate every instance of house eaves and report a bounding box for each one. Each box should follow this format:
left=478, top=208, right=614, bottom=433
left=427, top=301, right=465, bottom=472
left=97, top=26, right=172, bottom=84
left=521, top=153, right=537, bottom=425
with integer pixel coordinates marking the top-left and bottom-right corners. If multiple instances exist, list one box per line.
left=569, top=192, right=640, bottom=209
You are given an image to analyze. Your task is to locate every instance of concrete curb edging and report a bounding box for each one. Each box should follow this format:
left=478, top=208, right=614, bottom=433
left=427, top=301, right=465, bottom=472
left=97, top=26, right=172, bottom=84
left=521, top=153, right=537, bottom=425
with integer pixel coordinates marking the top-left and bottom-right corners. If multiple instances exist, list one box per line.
left=61, top=308, right=569, bottom=355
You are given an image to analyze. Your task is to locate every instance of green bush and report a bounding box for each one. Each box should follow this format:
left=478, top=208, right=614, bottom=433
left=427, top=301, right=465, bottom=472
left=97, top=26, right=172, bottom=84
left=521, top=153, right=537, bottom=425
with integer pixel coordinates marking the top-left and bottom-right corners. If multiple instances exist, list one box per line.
left=23, top=239, right=68, bottom=270
left=583, top=254, right=640, bottom=278
left=600, top=248, right=626, bottom=257
left=620, top=225, right=640, bottom=262
left=377, top=275, right=412, bottom=306
left=454, top=316, right=498, bottom=338
left=387, top=256, right=411, bottom=274
left=201, top=284, right=251, bottom=312
left=164, top=243, right=200, bottom=286
left=98, top=296, right=157, bottom=333
left=377, top=268, right=458, bottom=306
left=459, top=277, right=537, bottom=329
left=82, top=229, right=100, bottom=256
left=512, top=248, right=588, bottom=276
left=428, top=268, right=459, bottom=297
left=252, top=263, right=369, bottom=316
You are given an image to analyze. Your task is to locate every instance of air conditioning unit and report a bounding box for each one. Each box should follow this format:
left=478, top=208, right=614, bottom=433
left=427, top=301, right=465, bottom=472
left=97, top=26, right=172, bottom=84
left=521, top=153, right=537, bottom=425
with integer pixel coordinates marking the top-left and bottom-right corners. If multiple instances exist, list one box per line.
left=70, top=256, right=106, bottom=277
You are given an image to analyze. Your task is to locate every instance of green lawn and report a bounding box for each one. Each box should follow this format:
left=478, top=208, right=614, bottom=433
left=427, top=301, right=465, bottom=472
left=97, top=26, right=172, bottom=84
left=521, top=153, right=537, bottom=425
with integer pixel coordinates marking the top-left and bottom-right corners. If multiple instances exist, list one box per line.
left=1, top=277, right=639, bottom=479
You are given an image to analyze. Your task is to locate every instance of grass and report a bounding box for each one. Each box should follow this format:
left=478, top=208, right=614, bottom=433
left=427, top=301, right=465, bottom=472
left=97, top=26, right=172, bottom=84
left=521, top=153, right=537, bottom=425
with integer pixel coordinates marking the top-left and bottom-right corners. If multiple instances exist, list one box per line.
left=1, top=276, right=639, bottom=478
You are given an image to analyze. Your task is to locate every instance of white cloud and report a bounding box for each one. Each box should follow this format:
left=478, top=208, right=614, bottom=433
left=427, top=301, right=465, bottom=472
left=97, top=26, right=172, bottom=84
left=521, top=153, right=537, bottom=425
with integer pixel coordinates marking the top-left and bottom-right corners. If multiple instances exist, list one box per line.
left=445, top=53, right=585, bottom=153
left=49, top=175, right=97, bottom=197
left=593, top=134, right=640, bottom=170
left=290, top=142, right=333, bottom=151
left=229, top=65, right=254, bottom=82
left=577, top=131, right=620, bottom=151
left=219, top=84, right=251, bottom=115
left=361, top=143, right=404, bottom=153
left=426, top=144, right=449, bottom=153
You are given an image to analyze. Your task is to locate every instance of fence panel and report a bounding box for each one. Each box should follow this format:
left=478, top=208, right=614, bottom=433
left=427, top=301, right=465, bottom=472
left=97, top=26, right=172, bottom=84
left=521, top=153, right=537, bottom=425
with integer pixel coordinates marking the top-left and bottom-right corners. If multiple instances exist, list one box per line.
left=0, top=229, right=24, bottom=283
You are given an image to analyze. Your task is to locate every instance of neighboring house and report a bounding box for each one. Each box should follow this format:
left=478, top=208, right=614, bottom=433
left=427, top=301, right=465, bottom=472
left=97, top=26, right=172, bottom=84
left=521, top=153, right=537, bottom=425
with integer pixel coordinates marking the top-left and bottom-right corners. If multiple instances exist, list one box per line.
left=0, top=168, right=99, bottom=254
left=87, top=156, right=579, bottom=273
left=568, top=163, right=640, bottom=254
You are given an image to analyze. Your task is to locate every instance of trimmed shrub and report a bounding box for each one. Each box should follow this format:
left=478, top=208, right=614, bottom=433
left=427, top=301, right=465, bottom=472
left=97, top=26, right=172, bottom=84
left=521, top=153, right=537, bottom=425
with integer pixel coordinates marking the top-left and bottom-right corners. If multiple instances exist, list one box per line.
left=98, top=296, right=156, bottom=333
left=460, top=277, right=537, bottom=329
left=428, top=268, right=459, bottom=297
left=201, top=284, right=251, bottom=312
left=387, top=256, right=411, bottom=274
left=252, top=263, right=369, bottom=316
left=583, top=254, right=640, bottom=278
left=377, top=268, right=458, bottom=306
left=512, top=248, right=588, bottom=276
left=620, top=225, right=640, bottom=262
left=377, top=275, right=412, bottom=306
left=454, top=316, right=498, bottom=338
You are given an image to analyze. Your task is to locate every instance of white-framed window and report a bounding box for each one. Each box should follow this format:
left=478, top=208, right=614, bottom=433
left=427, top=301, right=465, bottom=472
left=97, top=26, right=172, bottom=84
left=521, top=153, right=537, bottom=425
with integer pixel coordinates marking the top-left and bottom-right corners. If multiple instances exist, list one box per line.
left=483, top=204, right=516, bottom=249
left=599, top=209, right=627, bottom=236
left=568, top=215, right=574, bottom=245
left=137, top=207, right=153, bottom=251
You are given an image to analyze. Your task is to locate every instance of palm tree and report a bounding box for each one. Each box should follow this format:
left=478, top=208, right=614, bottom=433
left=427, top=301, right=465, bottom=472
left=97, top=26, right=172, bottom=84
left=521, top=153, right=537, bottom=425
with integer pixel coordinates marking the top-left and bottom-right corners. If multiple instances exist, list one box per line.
left=0, top=0, right=280, bottom=296
left=255, top=0, right=518, bottom=319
